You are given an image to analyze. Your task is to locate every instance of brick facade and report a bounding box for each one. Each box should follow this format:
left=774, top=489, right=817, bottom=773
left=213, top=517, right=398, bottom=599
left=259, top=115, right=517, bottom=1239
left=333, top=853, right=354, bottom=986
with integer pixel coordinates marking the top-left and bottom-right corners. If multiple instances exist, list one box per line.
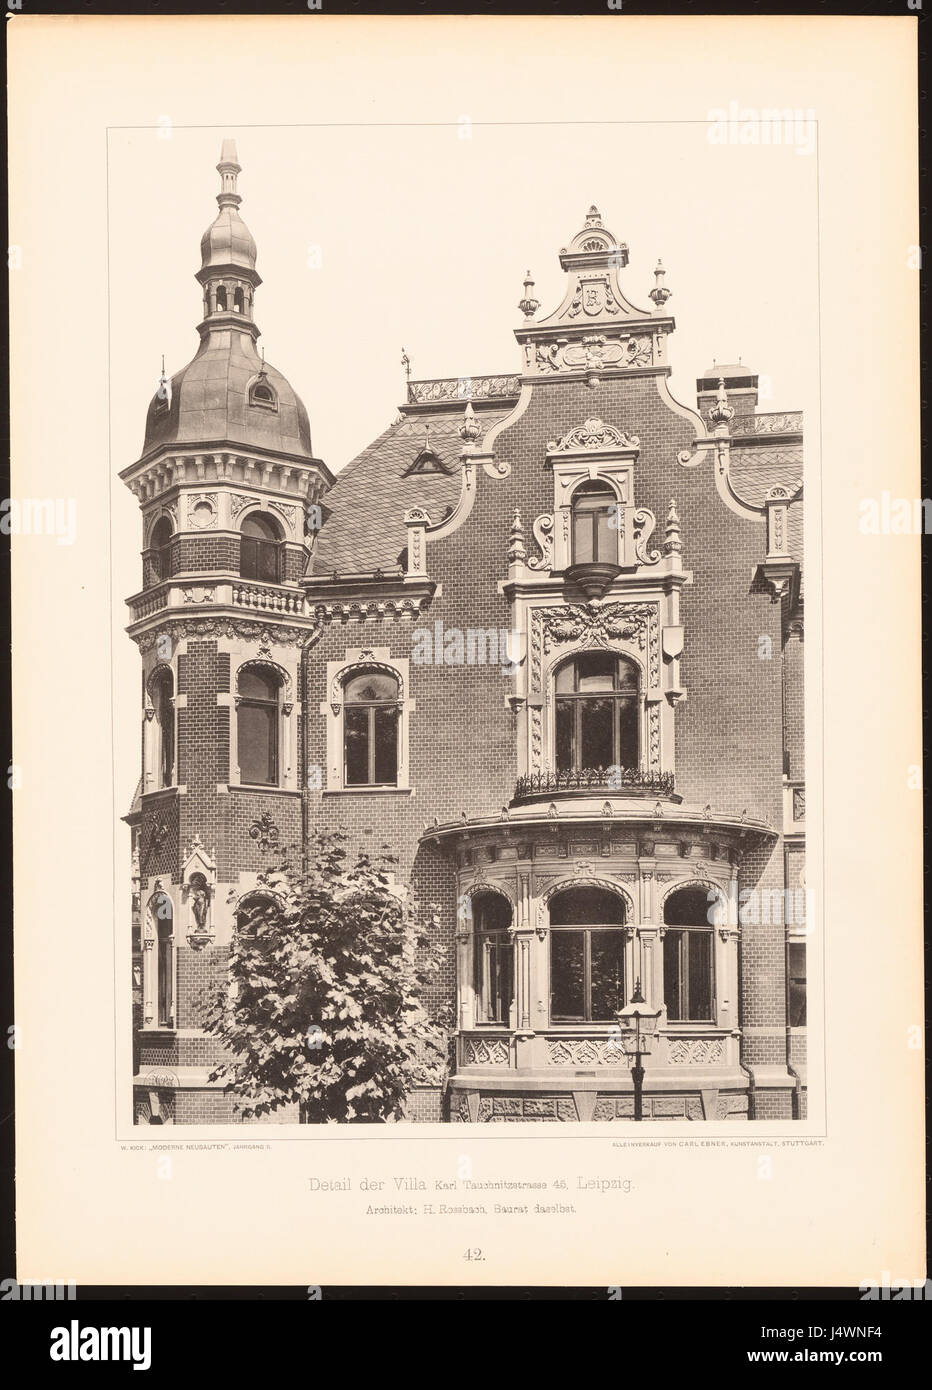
left=124, top=162, right=805, bottom=1126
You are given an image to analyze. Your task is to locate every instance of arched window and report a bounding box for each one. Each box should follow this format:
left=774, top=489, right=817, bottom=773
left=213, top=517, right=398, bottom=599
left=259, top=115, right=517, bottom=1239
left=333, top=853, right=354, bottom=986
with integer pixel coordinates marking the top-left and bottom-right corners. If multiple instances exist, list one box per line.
left=150, top=667, right=175, bottom=789
left=249, top=376, right=277, bottom=408
left=235, top=891, right=277, bottom=938
left=239, top=511, right=283, bottom=583
left=343, top=670, right=400, bottom=786
left=554, top=652, right=639, bottom=774
left=572, top=480, right=617, bottom=564
left=233, top=287, right=245, bottom=313
left=149, top=516, right=173, bottom=582
left=549, top=886, right=627, bottom=1022
left=151, top=892, right=174, bottom=1029
left=216, top=285, right=228, bottom=311
left=663, top=888, right=715, bottom=1023
left=472, top=892, right=513, bottom=1025
left=237, top=667, right=282, bottom=786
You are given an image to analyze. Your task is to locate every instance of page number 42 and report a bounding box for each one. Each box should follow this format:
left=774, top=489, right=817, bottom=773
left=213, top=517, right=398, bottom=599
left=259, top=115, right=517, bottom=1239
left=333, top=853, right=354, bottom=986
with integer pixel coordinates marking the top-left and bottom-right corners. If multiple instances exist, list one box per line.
left=463, top=1248, right=485, bottom=1261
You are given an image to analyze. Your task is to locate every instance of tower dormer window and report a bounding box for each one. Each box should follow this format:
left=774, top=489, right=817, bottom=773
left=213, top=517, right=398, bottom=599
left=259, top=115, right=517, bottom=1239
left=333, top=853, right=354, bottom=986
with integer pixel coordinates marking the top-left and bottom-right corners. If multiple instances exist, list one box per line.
left=239, top=511, right=283, bottom=583
left=216, top=285, right=228, bottom=311
left=249, top=377, right=277, bottom=409
left=233, top=287, right=245, bottom=313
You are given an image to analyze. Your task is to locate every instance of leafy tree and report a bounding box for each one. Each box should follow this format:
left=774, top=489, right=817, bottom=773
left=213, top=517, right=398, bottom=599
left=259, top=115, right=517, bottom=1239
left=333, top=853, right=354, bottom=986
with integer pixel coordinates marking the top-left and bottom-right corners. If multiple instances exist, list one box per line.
left=203, top=832, right=448, bottom=1122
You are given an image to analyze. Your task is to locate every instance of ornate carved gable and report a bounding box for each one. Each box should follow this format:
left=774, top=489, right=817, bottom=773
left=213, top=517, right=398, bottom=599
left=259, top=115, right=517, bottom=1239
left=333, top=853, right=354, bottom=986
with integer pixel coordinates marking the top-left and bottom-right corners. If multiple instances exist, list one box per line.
left=515, top=206, right=673, bottom=383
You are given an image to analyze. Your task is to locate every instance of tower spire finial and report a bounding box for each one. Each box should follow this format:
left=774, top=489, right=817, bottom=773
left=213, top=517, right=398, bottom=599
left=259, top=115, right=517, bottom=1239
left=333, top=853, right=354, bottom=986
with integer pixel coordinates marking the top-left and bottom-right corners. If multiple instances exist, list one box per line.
left=216, top=138, right=242, bottom=208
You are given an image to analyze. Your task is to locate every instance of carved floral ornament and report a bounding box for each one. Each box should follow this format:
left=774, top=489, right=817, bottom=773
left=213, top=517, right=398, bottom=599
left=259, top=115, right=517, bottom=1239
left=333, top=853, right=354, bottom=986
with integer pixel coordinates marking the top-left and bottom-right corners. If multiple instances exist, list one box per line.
left=532, top=334, right=653, bottom=376
left=249, top=811, right=281, bottom=853
left=530, top=601, right=661, bottom=691
left=548, top=418, right=640, bottom=453
left=134, top=618, right=319, bottom=651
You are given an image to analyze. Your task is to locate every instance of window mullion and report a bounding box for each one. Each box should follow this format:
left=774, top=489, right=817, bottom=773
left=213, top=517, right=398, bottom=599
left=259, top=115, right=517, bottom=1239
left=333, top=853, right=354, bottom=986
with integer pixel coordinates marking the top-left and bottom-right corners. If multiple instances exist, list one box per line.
left=583, top=930, right=592, bottom=1022
left=680, top=933, right=688, bottom=1019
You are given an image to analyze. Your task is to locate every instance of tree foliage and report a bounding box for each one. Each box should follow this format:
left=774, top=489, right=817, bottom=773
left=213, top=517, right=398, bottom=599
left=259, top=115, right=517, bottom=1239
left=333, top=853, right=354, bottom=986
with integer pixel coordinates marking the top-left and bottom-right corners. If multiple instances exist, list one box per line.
left=203, top=832, right=448, bottom=1122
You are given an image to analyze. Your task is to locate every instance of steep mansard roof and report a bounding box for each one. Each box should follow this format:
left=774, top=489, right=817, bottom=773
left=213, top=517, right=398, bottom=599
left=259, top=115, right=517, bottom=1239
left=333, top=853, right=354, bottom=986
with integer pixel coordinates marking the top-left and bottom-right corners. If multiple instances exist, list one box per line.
left=310, top=403, right=513, bottom=574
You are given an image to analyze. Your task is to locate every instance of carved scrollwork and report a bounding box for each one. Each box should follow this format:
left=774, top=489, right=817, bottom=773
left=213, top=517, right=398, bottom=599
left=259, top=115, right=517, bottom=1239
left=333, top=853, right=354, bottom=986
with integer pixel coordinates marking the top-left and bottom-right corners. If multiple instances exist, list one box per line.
left=631, top=508, right=660, bottom=565
left=527, top=514, right=554, bottom=571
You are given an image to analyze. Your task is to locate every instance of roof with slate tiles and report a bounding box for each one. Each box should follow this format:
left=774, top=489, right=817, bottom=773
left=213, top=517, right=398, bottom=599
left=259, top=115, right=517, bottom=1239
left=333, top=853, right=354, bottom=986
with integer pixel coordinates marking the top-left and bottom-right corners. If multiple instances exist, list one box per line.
left=310, top=403, right=513, bottom=574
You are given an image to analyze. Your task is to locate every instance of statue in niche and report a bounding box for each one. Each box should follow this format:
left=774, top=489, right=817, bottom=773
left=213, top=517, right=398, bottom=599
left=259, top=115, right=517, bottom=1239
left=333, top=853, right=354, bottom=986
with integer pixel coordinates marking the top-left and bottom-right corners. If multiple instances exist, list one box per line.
left=189, top=872, right=210, bottom=932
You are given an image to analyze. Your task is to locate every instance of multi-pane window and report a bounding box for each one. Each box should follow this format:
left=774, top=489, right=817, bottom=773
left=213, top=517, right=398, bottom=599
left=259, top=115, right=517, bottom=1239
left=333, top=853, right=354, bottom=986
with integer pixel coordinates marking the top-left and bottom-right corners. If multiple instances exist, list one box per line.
left=151, top=668, right=175, bottom=789
left=472, top=892, right=514, bottom=1025
left=787, top=941, right=806, bottom=1026
left=343, top=671, right=400, bottom=786
left=237, top=667, right=281, bottom=786
left=149, top=516, right=173, bottom=582
left=152, top=892, right=174, bottom=1028
left=240, top=512, right=283, bottom=583
left=571, top=481, right=617, bottom=564
left=554, top=652, right=639, bottom=773
left=549, top=887, right=627, bottom=1023
left=662, top=887, right=715, bottom=1022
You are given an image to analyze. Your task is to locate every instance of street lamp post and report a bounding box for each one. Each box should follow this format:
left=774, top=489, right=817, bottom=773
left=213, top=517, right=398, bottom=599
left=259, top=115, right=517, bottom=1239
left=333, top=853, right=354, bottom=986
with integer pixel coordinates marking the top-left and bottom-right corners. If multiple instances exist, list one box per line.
left=617, top=978, right=662, bottom=1122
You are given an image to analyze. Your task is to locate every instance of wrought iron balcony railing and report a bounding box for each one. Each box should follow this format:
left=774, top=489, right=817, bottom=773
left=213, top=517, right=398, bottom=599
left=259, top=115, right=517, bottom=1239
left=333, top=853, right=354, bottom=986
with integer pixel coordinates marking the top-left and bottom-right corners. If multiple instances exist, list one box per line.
left=513, top=767, right=675, bottom=800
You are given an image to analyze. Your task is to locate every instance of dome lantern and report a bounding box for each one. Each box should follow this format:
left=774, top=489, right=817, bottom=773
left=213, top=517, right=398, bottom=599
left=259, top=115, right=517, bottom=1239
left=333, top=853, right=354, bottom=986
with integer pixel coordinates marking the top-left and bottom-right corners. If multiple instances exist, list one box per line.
left=196, top=138, right=262, bottom=332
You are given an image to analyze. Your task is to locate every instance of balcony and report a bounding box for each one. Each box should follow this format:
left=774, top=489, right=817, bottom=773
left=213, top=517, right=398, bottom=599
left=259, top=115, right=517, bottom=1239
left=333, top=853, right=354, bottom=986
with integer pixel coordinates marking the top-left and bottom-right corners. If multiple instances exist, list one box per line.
left=513, top=766, right=675, bottom=803
left=126, top=577, right=311, bottom=625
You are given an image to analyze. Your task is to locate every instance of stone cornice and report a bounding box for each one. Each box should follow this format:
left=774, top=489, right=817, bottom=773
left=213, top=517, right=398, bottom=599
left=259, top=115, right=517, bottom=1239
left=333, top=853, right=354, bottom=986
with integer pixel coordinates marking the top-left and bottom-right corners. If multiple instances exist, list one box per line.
left=421, top=802, right=776, bottom=849
left=129, top=614, right=320, bottom=650
left=121, top=442, right=334, bottom=493
left=302, top=572, right=437, bottom=621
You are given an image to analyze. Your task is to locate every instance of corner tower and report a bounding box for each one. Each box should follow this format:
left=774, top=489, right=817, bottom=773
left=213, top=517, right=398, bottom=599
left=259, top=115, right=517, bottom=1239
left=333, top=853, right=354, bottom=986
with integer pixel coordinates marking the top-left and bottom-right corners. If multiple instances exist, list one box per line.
left=121, top=141, right=331, bottom=1125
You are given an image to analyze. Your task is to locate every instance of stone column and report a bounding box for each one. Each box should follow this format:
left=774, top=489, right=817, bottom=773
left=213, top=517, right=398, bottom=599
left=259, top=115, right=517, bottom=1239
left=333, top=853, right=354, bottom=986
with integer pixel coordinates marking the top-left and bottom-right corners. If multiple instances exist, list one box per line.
left=639, top=925, right=663, bottom=1013
left=455, top=928, right=471, bottom=1031
left=512, top=929, right=535, bottom=1068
